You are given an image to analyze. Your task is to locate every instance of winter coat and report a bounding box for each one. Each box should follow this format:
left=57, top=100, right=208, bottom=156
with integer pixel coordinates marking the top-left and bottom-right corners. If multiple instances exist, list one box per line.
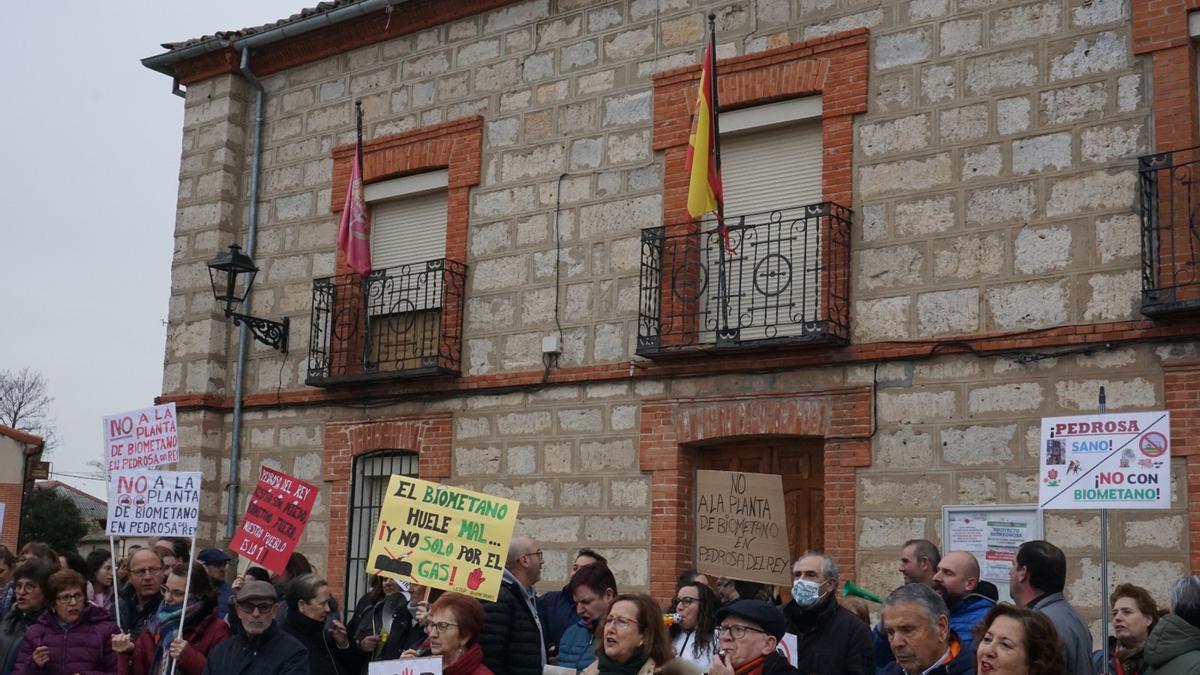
left=281, top=609, right=358, bottom=675
left=732, top=653, right=799, bottom=675
left=536, top=588, right=576, bottom=652
left=88, top=584, right=115, bottom=616
left=445, top=644, right=494, bottom=675
left=877, top=635, right=975, bottom=675
left=781, top=594, right=874, bottom=675
left=201, top=620, right=309, bottom=675
left=948, top=594, right=994, bottom=653
left=1143, top=613, right=1200, bottom=675
left=1092, top=636, right=1149, bottom=675
left=117, top=609, right=232, bottom=675
left=116, top=586, right=163, bottom=640
left=670, top=629, right=715, bottom=673
left=0, top=607, right=45, bottom=675
left=352, top=592, right=423, bottom=661
left=1030, top=592, right=1092, bottom=675
left=557, top=620, right=597, bottom=672
left=479, top=576, right=544, bottom=675
left=580, top=656, right=658, bottom=675
left=13, top=603, right=119, bottom=675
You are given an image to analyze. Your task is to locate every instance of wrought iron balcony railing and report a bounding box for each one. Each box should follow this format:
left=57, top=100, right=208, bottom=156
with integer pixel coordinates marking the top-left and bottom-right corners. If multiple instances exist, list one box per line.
left=1139, top=147, right=1200, bottom=315
left=637, top=202, right=851, bottom=356
left=307, top=259, right=466, bottom=386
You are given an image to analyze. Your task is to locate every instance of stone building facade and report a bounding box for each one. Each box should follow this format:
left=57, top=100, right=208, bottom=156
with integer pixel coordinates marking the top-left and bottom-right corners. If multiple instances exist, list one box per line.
left=147, top=0, right=1200, bottom=634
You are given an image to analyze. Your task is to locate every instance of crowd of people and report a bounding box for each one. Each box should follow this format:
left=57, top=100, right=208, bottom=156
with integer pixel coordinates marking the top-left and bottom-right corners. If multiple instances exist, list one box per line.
left=0, top=536, right=1194, bottom=675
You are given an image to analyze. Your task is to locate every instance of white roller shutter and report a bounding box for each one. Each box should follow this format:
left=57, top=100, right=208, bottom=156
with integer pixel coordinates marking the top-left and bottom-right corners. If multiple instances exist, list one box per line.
left=370, top=190, right=448, bottom=272
left=703, top=121, right=824, bottom=342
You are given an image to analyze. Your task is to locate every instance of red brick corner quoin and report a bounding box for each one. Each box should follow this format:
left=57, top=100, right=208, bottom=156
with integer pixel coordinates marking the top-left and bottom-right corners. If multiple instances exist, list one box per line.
left=322, top=415, right=452, bottom=601
left=639, top=388, right=872, bottom=601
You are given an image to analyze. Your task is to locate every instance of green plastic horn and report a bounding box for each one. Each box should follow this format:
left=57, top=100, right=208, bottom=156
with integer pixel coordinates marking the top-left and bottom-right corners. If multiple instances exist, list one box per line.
left=842, top=580, right=883, bottom=604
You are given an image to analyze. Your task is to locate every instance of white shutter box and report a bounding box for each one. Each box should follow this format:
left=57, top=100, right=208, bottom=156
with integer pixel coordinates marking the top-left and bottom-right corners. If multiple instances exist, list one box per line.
left=369, top=190, right=448, bottom=272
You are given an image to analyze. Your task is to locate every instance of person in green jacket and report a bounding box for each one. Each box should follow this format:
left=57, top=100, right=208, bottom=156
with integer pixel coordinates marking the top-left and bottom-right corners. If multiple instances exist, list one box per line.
left=1143, top=575, right=1200, bottom=675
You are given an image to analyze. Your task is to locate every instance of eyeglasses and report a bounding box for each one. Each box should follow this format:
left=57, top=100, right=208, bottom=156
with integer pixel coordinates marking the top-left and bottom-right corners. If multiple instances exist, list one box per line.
left=130, top=567, right=162, bottom=577
left=426, top=621, right=458, bottom=635
left=162, top=586, right=187, bottom=601
left=522, top=550, right=544, bottom=560
left=56, top=593, right=85, bottom=605
left=13, top=582, right=39, bottom=593
left=716, top=624, right=767, bottom=640
left=673, top=597, right=698, bottom=608
left=603, top=615, right=642, bottom=631
left=237, top=601, right=275, bottom=615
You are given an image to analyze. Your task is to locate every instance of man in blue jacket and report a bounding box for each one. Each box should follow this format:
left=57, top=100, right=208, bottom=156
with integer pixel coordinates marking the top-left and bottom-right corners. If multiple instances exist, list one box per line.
left=931, top=551, right=994, bottom=652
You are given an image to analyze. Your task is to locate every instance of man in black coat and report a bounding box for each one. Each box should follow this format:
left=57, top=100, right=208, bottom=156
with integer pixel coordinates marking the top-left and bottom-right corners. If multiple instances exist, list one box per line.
left=709, top=599, right=799, bottom=675
left=203, top=580, right=309, bottom=675
left=480, top=536, right=546, bottom=675
left=783, top=552, right=874, bottom=675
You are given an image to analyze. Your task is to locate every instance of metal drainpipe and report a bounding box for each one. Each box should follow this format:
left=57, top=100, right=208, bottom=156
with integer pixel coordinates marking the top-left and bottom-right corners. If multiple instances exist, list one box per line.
left=226, top=48, right=266, bottom=539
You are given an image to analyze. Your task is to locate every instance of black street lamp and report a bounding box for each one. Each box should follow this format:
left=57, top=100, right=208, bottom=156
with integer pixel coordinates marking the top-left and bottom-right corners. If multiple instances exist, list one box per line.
left=206, top=244, right=289, bottom=352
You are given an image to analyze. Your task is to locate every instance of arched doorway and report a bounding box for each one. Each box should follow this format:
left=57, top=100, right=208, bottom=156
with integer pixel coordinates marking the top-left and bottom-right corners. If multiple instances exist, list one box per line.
left=698, top=437, right=825, bottom=562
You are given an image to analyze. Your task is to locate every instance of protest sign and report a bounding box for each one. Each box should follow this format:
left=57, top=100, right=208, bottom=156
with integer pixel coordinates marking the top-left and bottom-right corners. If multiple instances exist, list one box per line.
left=1039, top=411, right=1171, bottom=510
left=106, top=470, right=200, bottom=537
left=230, top=466, right=319, bottom=573
left=367, top=476, right=519, bottom=601
left=695, top=470, right=791, bottom=586
left=943, top=505, right=1043, bottom=602
left=778, top=633, right=798, bottom=667
left=368, top=656, right=442, bottom=675
left=104, top=403, right=179, bottom=472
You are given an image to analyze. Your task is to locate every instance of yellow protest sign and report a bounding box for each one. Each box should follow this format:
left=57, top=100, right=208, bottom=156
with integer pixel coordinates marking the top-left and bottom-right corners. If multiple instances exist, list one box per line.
left=367, top=475, right=520, bottom=601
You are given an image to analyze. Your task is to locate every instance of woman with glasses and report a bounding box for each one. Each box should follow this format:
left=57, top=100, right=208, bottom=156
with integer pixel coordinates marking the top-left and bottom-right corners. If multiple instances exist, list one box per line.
left=113, top=562, right=230, bottom=675
left=0, top=560, right=56, bottom=675
left=281, top=575, right=357, bottom=675
left=12, top=569, right=118, bottom=675
left=558, top=564, right=618, bottom=672
left=670, top=582, right=720, bottom=672
left=581, top=594, right=676, bottom=675
left=401, top=592, right=491, bottom=675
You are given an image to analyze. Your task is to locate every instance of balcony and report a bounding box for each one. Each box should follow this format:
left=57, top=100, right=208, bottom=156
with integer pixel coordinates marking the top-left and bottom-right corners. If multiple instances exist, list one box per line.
left=1139, top=147, right=1200, bottom=316
left=306, top=259, right=466, bottom=386
left=637, top=202, right=851, bottom=356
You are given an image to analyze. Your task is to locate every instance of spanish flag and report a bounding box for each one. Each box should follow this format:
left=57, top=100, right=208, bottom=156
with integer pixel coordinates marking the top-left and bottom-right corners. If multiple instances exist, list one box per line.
left=685, top=22, right=731, bottom=252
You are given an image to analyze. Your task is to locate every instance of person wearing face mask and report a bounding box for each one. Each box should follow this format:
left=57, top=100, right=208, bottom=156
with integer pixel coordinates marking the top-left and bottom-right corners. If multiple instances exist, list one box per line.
left=782, top=552, right=873, bottom=675
left=557, top=563, right=618, bottom=672
left=669, top=582, right=719, bottom=671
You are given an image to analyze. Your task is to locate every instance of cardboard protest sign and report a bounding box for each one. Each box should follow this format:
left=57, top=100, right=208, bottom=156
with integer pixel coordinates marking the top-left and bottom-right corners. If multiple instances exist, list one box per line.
left=367, top=476, right=519, bottom=601
left=104, top=403, right=179, bottom=472
left=229, top=466, right=319, bottom=573
left=106, top=470, right=201, bottom=537
left=695, top=470, right=791, bottom=586
left=368, top=656, right=441, bottom=675
left=1039, top=411, right=1171, bottom=510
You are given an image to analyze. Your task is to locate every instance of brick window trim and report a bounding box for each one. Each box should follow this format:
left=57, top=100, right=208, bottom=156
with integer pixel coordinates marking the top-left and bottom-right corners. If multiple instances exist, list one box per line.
left=321, top=414, right=452, bottom=601
left=1131, top=0, right=1200, bottom=152
left=331, top=115, right=482, bottom=269
left=652, top=29, right=869, bottom=223
left=1164, top=362, right=1200, bottom=571
left=638, top=387, right=871, bottom=601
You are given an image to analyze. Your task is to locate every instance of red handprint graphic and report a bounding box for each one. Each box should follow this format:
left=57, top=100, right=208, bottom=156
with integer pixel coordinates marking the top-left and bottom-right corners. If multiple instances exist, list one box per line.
left=467, top=567, right=486, bottom=590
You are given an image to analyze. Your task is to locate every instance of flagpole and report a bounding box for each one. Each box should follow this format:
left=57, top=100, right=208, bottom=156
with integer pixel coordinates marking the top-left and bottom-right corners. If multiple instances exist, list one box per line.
left=707, top=13, right=730, bottom=339
left=354, top=101, right=373, bottom=371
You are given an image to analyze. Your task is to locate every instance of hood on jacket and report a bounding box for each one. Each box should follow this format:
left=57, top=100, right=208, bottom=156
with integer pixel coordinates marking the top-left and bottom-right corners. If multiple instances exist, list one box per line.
left=1143, top=613, right=1200, bottom=668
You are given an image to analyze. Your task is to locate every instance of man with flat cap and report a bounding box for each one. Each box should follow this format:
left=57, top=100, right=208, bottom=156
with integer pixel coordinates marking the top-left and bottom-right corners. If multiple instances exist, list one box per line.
left=203, top=580, right=308, bottom=675
left=709, top=599, right=800, bottom=675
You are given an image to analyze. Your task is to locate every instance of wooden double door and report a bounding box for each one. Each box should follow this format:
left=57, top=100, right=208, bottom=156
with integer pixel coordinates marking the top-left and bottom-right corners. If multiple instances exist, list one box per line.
left=699, top=438, right=825, bottom=561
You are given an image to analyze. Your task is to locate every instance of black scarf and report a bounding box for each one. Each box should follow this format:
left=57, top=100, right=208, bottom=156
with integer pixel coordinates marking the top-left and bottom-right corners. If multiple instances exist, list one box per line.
left=597, top=648, right=648, bottom=675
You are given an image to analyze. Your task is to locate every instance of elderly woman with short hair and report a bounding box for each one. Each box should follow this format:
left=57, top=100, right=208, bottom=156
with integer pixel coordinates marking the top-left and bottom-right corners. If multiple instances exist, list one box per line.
left=13, top=569, right=118, bottom=675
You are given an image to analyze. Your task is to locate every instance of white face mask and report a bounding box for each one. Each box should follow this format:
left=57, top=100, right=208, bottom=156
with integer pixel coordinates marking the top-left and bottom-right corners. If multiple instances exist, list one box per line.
left=791, top=578, right=823, bottom=608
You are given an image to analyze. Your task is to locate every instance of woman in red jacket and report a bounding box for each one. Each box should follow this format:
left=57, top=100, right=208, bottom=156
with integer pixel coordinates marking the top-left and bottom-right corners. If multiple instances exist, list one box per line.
left=113, top=562, right=231, bottom=675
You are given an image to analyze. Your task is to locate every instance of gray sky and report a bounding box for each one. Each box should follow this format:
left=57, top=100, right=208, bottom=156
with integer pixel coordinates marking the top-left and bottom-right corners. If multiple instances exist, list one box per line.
left=0, top=2, right=305, bottom=497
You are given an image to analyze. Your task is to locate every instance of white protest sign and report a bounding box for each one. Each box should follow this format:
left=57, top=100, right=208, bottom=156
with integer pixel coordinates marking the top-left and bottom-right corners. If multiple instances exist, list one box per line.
left=106, top=470, right=201, bottom=537
left=1039, top=411, right=1171, bottom=510
left=777, top=633, right=798, bottom=667
left=368, top=656, right=442, bottom=675
left=104, top=403, right=179, bottom=472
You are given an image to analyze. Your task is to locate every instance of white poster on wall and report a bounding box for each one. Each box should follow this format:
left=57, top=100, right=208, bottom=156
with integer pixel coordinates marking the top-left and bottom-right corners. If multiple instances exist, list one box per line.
left=1038, top=412, right=1171, bottom=510
left=942, top=505, right=1043, bottom=603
